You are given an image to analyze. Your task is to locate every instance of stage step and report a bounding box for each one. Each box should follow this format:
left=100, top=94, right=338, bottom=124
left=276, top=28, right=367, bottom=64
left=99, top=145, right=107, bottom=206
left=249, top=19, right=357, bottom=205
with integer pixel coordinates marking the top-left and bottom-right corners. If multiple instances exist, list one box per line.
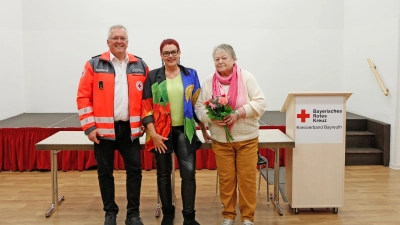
left=346, top=131, right=375, bottom=148
left=345, top=115, right=390, bottom=166
left=345, top=148, right=383, bottom=165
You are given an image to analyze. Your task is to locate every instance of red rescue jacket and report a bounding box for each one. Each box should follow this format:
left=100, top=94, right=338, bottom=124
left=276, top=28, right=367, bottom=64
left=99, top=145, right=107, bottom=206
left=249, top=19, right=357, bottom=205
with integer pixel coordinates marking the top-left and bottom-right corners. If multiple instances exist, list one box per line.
left=77, top=51, right=148, bottom=140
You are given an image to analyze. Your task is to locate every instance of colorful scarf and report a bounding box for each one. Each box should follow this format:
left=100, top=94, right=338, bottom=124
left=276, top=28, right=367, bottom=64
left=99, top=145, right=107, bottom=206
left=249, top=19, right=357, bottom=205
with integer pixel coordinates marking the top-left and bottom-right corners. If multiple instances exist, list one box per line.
left=212, top=63, right=246, bottom=109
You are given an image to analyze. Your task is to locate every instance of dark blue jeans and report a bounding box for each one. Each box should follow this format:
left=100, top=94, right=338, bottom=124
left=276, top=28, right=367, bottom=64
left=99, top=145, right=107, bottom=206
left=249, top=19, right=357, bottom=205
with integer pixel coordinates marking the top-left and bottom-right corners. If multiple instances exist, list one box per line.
left=94, top=121, right=142, bottom=217
left=155, top=126, right=197, bottom=214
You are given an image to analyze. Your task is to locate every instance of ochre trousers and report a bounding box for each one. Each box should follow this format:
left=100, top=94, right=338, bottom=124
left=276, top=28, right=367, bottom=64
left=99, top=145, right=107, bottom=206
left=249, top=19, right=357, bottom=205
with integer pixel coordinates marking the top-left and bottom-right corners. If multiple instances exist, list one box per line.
left=213, top=137, right=258, bottom=222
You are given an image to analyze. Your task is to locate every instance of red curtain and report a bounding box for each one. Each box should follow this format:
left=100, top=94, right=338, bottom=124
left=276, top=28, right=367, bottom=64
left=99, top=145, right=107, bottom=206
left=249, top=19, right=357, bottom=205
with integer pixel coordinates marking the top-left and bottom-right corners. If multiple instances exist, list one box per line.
left=0, top=126, right=286, bottom=172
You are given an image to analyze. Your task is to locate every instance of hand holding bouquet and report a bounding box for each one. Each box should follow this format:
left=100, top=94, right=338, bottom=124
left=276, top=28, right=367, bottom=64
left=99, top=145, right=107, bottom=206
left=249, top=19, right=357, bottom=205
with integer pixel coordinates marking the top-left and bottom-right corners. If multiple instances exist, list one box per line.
left=204, top=95, right=234, bottom=142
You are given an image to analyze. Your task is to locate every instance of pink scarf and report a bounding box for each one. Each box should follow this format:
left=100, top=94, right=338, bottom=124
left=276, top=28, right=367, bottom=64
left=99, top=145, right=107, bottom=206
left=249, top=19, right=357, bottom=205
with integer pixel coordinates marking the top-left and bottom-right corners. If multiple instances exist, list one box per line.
left=212, top=63, right=246, bottom=110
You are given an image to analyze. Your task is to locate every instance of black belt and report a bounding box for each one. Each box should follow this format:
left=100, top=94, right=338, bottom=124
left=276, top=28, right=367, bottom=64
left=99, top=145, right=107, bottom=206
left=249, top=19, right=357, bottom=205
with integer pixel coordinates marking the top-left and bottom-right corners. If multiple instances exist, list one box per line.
left=114, top=120, right=129, bottom=124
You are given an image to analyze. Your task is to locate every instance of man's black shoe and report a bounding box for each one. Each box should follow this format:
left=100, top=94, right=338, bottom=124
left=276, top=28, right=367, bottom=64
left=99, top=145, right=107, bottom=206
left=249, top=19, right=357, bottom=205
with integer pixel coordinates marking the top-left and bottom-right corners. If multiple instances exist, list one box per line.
left=125, top=216, right=144, bottom=225
left=104, top=214, right=117, bottom=225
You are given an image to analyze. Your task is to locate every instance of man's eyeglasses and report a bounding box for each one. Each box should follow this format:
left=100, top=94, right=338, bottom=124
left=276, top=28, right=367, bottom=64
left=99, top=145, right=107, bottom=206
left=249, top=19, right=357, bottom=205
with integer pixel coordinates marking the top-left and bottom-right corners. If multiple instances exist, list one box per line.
left=109, top=37, right=128, bottom=42
left=162, top=50, right=179, bottom=57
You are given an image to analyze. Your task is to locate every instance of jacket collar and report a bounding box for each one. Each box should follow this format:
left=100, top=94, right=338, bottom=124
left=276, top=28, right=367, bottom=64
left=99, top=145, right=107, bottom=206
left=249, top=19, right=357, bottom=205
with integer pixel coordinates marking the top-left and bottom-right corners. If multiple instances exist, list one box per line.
left=99, top=51, right=139, bottom=63
left=156, top=65, right=189, bottom=83
left=158, top=64, right=189, bottom=76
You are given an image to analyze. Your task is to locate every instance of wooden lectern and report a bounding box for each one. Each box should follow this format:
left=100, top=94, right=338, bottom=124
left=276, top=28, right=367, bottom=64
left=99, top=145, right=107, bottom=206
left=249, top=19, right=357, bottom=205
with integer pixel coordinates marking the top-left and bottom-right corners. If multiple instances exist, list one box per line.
left=281, top=92, right=352, bottom=214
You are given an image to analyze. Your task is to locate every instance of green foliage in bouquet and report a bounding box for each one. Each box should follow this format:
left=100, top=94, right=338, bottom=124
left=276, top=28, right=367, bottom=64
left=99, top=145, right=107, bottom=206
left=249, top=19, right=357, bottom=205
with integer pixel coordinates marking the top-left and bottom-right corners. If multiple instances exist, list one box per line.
left=204, top=95, right=235, bottom=142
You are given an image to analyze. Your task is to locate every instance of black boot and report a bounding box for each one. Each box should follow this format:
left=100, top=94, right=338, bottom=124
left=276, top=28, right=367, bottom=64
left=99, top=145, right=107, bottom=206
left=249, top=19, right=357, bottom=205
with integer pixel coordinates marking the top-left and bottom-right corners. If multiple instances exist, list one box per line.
left=104, top=212, right=117, bottom=225
left=161, top=206, right=175, bottom=225
left=182, top=210, right=200, bottom=225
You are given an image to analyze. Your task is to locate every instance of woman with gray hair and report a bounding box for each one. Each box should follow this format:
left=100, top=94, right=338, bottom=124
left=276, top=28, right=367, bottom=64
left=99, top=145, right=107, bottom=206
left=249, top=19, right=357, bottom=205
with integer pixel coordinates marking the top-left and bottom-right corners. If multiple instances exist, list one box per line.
left=195, top=44, right=266, bottom=225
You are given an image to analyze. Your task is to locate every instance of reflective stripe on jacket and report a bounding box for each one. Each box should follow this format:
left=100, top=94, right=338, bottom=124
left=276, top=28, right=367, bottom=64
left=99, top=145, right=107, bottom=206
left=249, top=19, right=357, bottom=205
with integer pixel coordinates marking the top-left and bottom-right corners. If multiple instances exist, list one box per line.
left=77, top=51, right=148, bottom=140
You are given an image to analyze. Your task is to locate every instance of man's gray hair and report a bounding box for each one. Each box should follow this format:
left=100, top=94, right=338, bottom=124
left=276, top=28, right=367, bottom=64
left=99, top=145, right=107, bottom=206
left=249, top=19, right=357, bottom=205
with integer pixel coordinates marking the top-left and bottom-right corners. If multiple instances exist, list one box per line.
left=212, top=44, right=237, bottom=60
left=108, top=25, right=128, bottom=38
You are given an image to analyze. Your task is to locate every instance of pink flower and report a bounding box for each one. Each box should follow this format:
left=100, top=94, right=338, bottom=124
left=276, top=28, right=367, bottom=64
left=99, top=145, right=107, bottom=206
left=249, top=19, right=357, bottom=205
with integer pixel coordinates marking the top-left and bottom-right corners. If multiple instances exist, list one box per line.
left=218, top=97, right=228, bottom=105
left=209, top=103, right=216, bottom=109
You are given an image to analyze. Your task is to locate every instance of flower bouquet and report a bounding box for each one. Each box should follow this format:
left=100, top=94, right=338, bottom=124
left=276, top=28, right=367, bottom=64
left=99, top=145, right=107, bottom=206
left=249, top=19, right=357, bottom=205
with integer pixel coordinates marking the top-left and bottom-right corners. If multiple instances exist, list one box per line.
left=204, top=95, right=235, bottom=142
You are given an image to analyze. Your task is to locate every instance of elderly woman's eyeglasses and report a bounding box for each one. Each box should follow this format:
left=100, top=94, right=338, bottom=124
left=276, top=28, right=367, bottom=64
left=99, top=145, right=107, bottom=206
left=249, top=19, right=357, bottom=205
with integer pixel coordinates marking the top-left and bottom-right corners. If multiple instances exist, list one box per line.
left=162, top=50, right=179, bottom=57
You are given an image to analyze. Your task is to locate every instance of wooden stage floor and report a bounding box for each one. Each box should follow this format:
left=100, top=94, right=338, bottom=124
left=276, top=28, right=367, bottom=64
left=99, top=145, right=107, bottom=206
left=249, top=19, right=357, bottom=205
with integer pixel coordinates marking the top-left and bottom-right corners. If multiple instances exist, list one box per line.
left=0, top=166, right=399, bottom=225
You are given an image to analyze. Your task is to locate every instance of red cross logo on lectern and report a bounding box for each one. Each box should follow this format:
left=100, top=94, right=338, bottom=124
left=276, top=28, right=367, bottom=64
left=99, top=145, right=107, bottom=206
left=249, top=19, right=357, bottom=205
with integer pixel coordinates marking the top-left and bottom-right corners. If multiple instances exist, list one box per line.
left=297, top=109, right=310, bottom=123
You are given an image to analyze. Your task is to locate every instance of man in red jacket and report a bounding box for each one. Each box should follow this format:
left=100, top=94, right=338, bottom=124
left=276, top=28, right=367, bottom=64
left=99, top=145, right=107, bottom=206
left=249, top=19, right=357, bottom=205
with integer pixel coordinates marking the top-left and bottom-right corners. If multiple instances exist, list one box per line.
left=77, top=24, right=148, bottom=225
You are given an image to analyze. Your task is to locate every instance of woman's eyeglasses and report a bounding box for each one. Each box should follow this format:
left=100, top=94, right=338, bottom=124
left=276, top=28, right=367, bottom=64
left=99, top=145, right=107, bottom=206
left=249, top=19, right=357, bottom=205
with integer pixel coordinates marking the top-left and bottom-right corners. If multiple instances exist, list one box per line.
left=162, top=50, right=179, bottom=57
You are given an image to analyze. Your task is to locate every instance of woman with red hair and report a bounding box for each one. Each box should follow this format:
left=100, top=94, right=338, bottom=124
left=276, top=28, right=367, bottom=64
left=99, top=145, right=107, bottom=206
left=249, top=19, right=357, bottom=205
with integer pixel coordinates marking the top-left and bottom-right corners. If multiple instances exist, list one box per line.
left=141, top=39, right=211, bottom=225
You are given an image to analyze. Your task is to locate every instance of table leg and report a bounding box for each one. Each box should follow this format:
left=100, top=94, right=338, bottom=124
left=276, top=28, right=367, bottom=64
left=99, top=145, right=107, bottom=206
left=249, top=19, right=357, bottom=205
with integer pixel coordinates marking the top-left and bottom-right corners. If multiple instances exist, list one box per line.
left=45, top=150, right=64, bottom=217
left=272, top=148, right=283, bottom=216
